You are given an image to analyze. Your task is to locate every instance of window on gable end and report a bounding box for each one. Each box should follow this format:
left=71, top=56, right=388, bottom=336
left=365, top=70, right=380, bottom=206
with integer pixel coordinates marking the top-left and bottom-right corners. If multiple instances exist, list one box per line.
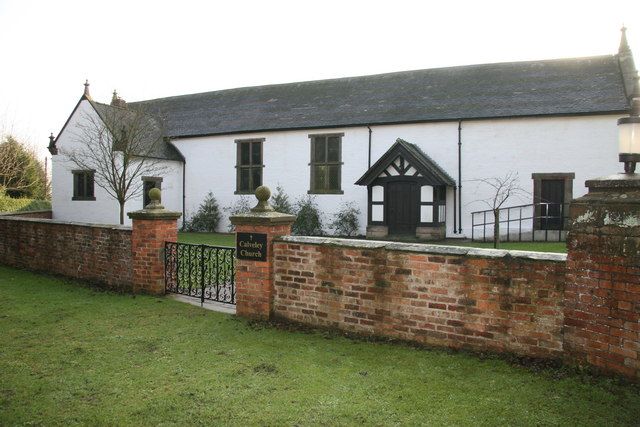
left=72, top=170, right=95, bottom=201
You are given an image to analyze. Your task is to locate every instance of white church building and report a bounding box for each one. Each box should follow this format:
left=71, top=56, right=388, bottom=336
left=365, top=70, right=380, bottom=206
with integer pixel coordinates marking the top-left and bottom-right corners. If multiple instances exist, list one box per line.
left=48, top=30, right=637, bottom=240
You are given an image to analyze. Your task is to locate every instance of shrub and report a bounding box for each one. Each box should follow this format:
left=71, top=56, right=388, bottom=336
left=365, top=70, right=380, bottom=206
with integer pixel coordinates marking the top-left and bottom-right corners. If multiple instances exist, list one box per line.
left=0, top=193, right=51, bottom=213
left=223, top=196, right=252, bottom=231
left=271, top=184, right=294, bottom=214
left=185, top=192, right=221, bottom=232
left=330, top=201, right=361, bottom=236
left=292, top=195, right=324, bottom=236
left=0, top=136, right=48, bottom=199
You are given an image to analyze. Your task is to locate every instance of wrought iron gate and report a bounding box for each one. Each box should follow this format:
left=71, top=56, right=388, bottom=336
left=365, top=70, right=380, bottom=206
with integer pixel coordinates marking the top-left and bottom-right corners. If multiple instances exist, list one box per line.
left=164, top=242, right=236, bottom=305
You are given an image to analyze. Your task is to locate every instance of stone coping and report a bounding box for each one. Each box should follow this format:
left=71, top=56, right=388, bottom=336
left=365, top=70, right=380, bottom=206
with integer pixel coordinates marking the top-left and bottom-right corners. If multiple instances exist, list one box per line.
left=230, top=211, right=296, bottom=225
left=0, top=209, right=52, bottom=216
left=0, top=215, right=132, bottom=231
left=277, top=236, right=567, bottom=262
left=586, top=173, right=640, bottom=189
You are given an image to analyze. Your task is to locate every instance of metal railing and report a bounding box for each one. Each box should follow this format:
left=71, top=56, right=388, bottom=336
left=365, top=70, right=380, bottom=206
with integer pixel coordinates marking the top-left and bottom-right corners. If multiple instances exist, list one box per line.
left=164, top=242, right=236, bottom=305
left=471, top=202, right=569, bottom=242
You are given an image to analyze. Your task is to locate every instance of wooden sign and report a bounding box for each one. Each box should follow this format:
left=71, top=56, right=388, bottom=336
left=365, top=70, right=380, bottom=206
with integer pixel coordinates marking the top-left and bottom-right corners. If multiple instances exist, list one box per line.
left=236, top=232, right=267, bottom=261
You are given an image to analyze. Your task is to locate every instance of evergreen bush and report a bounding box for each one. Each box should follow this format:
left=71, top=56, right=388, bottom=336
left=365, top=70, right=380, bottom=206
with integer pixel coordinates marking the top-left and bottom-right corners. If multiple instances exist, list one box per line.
left=271, top=184, right=294, bottom=214
left=292, top=195, right=324, bottom=236
left=0, top=192, right=50, bottom=213
left=185, top=192, right=221, bottom=232
left=330, top=201, right=361, bottom=236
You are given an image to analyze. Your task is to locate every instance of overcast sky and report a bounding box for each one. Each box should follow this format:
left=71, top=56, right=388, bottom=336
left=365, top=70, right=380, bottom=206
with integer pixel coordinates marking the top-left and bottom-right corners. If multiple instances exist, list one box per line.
left=1, top=0, right=639, bottom=159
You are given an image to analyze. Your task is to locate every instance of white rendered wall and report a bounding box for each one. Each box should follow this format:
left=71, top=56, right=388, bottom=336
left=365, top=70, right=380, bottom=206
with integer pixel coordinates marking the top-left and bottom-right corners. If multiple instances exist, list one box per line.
left=174, top=114, right=621, bottom=237
left=51, top=99, right=184, bottom=227
left=459, top=115, right=619, bottom=237
left=174, top=128, right=370, bottom=233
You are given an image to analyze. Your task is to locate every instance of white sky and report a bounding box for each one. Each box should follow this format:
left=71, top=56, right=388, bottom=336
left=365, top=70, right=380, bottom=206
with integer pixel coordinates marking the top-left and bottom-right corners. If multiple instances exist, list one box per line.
left=1, top=0, right=639, bottom=160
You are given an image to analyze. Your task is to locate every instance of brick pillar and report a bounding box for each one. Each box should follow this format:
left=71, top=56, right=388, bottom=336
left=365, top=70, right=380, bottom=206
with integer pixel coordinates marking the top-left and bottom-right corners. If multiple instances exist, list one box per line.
left=127, top=188, right=181, bottom=295
left=230, top=186, right=295, bottom=320
left=565, top=174, right=640, bottom=380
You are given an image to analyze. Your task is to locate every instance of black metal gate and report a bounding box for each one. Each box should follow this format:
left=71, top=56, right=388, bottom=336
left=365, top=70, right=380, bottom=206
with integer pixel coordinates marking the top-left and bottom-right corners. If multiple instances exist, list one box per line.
left=164, top=242, right=236, bottom=305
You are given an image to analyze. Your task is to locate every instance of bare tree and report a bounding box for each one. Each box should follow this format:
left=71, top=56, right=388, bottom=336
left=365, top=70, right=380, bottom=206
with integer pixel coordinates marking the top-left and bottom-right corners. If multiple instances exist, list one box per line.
left=62, top=103, right=167, bottom=224
left=474, top=171, right=527, bottom=248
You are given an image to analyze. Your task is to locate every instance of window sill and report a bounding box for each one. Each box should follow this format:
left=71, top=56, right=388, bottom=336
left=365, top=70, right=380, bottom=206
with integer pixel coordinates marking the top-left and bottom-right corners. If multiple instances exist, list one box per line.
left=307, top=190, right=344, bottom=195
left=72, top=197, right=96, bottom=201
left=234, top=191, right=256, bottom=195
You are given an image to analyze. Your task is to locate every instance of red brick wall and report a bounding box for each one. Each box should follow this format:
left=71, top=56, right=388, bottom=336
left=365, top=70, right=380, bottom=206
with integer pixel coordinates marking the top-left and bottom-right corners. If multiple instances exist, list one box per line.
left=0, top=216, right=132, bottom=290
left=130, top=218, right=177, bottom=295
left=273, top=238, right=566, bottom=358
left=234, top=223, right=293, bottom=319
left=564, top=189, right=640, bottom=379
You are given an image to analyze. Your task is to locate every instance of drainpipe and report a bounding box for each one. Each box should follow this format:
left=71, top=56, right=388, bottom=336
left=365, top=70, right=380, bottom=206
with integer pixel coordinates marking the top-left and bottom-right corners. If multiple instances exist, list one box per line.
left=367, top=126, right=372, bottom=168
left=457, top=120, right=462, bottom=234
left=181, top=161, right=186, bottom=230
left=453, top=187, right=457, bottom=234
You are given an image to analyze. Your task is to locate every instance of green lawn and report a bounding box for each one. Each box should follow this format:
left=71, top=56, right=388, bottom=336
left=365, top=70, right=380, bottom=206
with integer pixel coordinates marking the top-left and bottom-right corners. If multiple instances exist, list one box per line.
left=178, top=232, right=566, bottom=253
left=1, top=266, right=639, bottom=425
left=178, top=231, right=235, bottom=246
left=436, top=240, right=567, bottom=253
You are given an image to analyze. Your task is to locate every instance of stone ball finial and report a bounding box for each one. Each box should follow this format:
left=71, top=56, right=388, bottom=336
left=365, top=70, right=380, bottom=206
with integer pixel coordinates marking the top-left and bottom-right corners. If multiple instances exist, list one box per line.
left=252, top=185, right=274, bottom=212
left=255, top=185, right=271, bottom=202
left=149, top=187, right=161, bottom=202
left=145, top=187, right=164, bottom=210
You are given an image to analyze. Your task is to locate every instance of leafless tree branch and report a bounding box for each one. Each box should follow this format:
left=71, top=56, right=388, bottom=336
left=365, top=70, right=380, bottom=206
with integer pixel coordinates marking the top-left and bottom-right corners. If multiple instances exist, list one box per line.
left=61, top=103, right=168, bottom=224
left=471, top=171, right=529, bottom=248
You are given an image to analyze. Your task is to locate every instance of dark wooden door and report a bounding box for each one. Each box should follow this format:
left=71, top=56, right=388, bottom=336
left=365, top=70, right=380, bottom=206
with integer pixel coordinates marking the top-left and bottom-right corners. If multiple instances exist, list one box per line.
left=387, top=182, right=418, bottom=235
left=540, top=179, right=564, bottom=230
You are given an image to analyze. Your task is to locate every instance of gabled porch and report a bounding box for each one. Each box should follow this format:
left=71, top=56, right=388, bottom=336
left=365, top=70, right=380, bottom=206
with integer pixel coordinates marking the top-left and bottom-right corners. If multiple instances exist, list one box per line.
left=355, top=138, right=456, bottom=240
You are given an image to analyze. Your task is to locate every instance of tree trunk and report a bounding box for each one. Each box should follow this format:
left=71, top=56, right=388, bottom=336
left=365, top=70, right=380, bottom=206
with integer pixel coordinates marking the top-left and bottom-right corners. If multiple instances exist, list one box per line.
left=493, top=208, right=500, bottom=249
left=119, top=202, right=125, bottom=225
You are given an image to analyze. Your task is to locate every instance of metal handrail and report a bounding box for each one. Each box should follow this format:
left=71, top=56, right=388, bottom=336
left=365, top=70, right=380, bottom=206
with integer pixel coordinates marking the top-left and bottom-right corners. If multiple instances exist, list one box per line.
left=471, top=202, right=569, bottom=242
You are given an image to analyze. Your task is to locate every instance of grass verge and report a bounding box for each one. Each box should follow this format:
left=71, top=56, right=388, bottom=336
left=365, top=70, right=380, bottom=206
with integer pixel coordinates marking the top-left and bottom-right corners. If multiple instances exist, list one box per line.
left=1, top=266, right=638, bottom=425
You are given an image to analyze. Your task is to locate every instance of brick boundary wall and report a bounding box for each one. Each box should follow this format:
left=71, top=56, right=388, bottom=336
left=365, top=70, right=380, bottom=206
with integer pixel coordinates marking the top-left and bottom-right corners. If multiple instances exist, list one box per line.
left=273, top=237, right=567, bottom=359
left=0, top=210, right=52, bottom=219
left=129, top=217, right=178, bottom=294
left=563, top=176, right=640, bottom=379
left=233, top=223, right=294, bottom=319
left=0, top=216, right=132, bottom=290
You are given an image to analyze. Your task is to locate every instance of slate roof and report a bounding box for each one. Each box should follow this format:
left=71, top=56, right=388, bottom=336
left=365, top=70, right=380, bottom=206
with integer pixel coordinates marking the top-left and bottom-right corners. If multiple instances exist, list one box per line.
left=355, top=139, right=456, bottom=187
left=131, top=55, right=631, bottom=139
left=92, top=102, right=184, bottom=161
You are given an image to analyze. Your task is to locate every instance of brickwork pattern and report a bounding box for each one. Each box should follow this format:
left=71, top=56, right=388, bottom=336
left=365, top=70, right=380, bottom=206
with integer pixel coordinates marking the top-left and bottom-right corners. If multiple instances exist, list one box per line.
left=234, top=223, right=292, bottom=319
left=273, top=242, right=566, bottom=358
left=0, top=217, right=132, bottom=289
left=130, top=218, right=178, bottom=295
left=564, top=199, right=640, bottom=380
